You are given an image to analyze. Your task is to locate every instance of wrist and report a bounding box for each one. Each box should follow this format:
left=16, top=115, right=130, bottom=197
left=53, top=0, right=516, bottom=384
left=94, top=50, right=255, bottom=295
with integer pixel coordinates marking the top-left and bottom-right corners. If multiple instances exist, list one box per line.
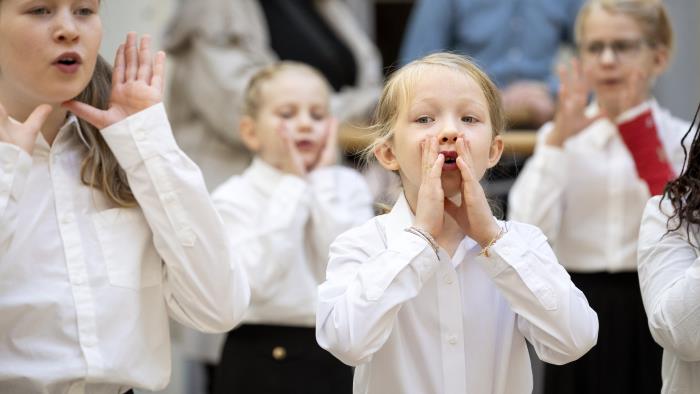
left=475, top=221, right=501, bottom=248
left=545, top=127, right=565, bottom=147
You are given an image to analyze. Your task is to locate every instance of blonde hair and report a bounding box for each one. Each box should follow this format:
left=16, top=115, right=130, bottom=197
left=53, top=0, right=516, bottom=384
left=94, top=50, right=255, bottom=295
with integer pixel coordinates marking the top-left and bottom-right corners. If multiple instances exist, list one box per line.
left=76, top=55, right=136, bottom=207
left=574, top=0, right=674, bottom=54
left=362, top=52, right=505, bottom=163
left=242, top=61, right=331, bottom=117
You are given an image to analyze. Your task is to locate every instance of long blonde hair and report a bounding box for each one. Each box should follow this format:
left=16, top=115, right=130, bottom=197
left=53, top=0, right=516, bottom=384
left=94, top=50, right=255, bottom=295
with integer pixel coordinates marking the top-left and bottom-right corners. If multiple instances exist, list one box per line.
left=362, top=52, right=505, bottom=164
left=574, top=0, right=674, bottom=54
left=75, top=55, right=136, bottom=207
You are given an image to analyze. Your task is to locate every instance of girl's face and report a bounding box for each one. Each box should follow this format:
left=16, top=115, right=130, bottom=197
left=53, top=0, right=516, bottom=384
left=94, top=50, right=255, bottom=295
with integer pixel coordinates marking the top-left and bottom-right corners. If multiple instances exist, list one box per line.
left=0, top=0, right=102, bottom=107
left=579, top=6, right=667, bottom=107
left=377, top=66, right=502, bottom=200
left=244, top=69, right=331, bottom=171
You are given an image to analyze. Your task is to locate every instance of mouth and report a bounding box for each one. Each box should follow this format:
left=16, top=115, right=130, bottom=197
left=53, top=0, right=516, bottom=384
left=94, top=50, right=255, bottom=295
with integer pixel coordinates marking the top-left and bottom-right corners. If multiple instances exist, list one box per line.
left=440, top=150, right=459, bottom=171
left=295, top=139, right=316, bottom=151
left=52, top=52, right=83, bottom=73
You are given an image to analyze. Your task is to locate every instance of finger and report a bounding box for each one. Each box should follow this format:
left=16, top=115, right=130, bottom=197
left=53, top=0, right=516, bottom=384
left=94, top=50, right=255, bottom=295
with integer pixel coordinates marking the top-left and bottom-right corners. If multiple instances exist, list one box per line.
left=421, top=137, right=430, bottom=177
left=136, top=35, right=153, bottom=83
left=429, top=153, right=445, bottom=179
left=0, top=102, right=9, bottom=128
left=124, top=32, right=138, bottom=81
left=455, top=137, right=475, bottom=179
left=62, top=100, right=107, bottom=129
left=151, top=51, right=167, bottom=94
left=112, top=44, right=126, bottom=87
left=24, top=104, right=53, bottom=135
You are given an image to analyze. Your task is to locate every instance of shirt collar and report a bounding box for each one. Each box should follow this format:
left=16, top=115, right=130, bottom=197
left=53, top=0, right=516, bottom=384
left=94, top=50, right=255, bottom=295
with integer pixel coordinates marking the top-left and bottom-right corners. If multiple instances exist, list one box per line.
left=32, top=113, right=82, bottom=157
left=582, top=98, right=657, bottom=149
left=245, top=156, right=288, bottom=195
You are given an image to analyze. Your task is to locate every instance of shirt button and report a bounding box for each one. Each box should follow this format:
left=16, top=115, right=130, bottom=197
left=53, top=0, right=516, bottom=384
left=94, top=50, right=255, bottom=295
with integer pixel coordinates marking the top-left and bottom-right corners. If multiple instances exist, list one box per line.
left=61, top=213, right=74, bottom=224
left=447, top=335, right=458, bottom=345
left=272, top=346, right=287, bottom=361
left=444, top=274, right=453, bottom=285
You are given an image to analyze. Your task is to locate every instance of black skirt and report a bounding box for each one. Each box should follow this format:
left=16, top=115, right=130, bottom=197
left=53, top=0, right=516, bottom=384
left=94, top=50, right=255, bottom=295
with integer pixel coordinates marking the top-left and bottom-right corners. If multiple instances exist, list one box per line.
left=543, top=271, right=663, bottom=394
left=213, top=324, right=353, bottom=394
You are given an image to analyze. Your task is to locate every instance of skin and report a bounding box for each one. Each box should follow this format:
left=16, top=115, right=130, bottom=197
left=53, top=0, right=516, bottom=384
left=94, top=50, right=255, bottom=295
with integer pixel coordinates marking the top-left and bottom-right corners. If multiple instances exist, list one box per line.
left=239, top=69, right=338, bottom=177
left=546, top=5, right=669, bottom=147
left=0, top=0, right=166, bottom=153
left=374, top=66, right=504, bottom=254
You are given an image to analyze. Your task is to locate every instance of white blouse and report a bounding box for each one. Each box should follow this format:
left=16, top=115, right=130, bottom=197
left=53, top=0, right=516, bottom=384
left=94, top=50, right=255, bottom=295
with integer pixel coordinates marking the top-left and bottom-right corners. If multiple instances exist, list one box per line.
left=509, top=100, right=689, bottom=272
left=0, top=104, right=250, bottom=394
left=316, top=194, right=598, bottom=394
left=638, top=196, right=700, bottom=394
left=212, top=158, right=373, bottom=326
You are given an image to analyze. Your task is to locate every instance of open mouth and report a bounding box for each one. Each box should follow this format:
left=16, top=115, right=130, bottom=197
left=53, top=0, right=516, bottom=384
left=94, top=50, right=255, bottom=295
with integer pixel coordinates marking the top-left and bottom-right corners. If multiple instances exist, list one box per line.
left=440, top=151, right=459, bottom=170
left=53, top=52, right=82, bottom=73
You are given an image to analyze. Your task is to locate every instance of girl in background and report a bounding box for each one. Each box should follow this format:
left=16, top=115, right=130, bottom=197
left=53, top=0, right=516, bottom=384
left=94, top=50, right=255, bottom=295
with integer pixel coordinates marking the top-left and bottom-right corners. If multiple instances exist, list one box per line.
left=509, top=1, right=688, bottom=392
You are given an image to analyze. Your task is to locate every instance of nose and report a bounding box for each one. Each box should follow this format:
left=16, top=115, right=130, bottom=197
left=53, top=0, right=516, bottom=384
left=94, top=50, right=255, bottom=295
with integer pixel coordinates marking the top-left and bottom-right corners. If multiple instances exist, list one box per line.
left=600, top=45, right=617, bottom=65
left=53, top=11, right=80, bottom=43
left=296, top=112, right=313, bottom=133
left=437, top=125, right=460, bottom=144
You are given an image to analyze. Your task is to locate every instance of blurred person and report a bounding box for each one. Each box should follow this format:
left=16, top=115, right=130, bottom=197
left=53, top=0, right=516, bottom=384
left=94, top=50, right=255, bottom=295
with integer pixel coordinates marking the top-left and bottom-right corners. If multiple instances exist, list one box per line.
left=211, top=61, right=373, bottom=394
left=400, top=0, right=584, bottom=128
left=509, top=1, right=689, bottom=393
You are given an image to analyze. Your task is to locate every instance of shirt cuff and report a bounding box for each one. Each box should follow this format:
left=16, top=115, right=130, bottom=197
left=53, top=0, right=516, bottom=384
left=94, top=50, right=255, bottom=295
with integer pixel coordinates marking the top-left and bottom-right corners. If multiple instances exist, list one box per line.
left=0, top=142, right=32, bottom=201
left=100, top=103, right=179, bottom=170
left=529, top=144, right=567, bottom=181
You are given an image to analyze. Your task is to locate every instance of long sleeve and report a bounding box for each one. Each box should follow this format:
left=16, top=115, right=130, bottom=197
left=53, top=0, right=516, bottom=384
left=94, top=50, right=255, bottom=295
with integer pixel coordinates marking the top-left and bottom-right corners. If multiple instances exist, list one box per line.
left=478, top=223, right=599, bottom=364
left=316, top=222, right=445, bottom=366
left=508, top=125, right=568, bottom=243
left=213, top=173, right=312, bottom=304
left=638, top=196, right=700, bottom=362
left=0, top=143, right=32, bottom=253
left=100, top=103, right=250, bottom=333
left=307, top=167, right=374, bottom=271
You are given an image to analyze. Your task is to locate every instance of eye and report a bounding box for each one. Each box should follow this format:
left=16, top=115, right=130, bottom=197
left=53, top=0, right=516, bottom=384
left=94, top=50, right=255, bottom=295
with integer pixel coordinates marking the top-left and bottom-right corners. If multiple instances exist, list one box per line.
left=585, top=41, right=604, bottom=55
left=75, top=7, right=96, bottom=16
left=415, top=116, right=434, bottom=124
left=462, top=116, right=478, bottom=124
left=28, top=7, right=51, bottom=15
left=311, top=109, right=327, bottom=121
left=277, top=110, right=294, bottom=119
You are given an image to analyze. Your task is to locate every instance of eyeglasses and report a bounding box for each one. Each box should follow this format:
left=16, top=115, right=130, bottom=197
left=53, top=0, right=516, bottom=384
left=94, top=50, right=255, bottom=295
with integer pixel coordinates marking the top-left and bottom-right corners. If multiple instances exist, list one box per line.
left=581, top=39, right=648, bottom=62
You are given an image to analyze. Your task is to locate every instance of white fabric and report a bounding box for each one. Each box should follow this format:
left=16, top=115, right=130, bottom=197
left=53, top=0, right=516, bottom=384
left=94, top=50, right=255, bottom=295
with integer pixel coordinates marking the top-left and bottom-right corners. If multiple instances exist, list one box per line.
left=212, top=157, right=373, bottom=326
left=638, top=196, right=700, bottom=394
left=316, top=194, right=598, bottom=394
left=509, top=99, right=690, bottom=272
left=0, top=104, right=250, bottom=393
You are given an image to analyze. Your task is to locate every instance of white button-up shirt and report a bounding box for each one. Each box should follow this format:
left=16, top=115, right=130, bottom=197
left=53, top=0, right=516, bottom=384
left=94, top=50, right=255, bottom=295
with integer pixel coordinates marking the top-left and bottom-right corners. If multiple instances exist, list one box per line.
left=212, top=158, right=373, bottom=326
left=638, top=196, right=700, bottom=394
left=509, top=100, right=689, bottom=272
left=316, top=194, right=598, bottom=394
left=0, top=104, right=250, bottom=394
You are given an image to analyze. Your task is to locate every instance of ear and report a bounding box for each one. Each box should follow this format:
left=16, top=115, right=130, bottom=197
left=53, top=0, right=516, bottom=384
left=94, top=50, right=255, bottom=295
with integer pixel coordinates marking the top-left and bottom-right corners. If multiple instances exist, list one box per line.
left=239, top=115, right=261, bottom=152
left=651, top=45, right=670, bottom=77
left=487, top=135, right=504, bottom=168
left=373, top=140, right=400, bottom=171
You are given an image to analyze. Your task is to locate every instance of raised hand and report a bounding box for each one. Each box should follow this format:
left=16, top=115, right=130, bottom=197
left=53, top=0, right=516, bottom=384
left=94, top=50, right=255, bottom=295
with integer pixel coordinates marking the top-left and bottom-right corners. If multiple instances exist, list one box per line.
left=546, top=60, right=604, bottom=147
left=276, top=120, right=307, bottom=177
left=414, top=136, right=446, bottom=238
left=443, top=137, right=500, bottom=247
left=313, top=117, right=339, bottom=170
left=0, top=103, right=52, bottom=155
left=63, top=33, right=166, bottom=130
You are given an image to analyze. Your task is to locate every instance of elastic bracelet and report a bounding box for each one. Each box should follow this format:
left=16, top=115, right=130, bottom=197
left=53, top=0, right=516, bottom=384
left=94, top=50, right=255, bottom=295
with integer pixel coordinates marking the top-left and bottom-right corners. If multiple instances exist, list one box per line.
left=478, top=226, right=507, bottom=258
left=404, top=226, right=439, bottom=257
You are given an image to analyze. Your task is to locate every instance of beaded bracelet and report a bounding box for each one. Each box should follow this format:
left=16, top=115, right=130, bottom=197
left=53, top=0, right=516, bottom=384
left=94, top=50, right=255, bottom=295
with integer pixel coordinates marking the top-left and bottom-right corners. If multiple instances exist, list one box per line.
left=478, top=226, right=507, bottom=258
left=404, top=226, right=439, bottom=257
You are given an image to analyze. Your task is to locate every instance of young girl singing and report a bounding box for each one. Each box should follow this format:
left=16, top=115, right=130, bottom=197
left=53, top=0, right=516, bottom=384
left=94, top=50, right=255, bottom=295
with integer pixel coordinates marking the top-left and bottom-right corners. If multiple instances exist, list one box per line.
left=638, top=102, right=700, bottom=393
left=509, top=1, right=688, bottom=393
left=0, top=1, right=249, bottom=393
left=211, top=62, right=373, bottom=394
left=315, top=52, right=598, bottom=394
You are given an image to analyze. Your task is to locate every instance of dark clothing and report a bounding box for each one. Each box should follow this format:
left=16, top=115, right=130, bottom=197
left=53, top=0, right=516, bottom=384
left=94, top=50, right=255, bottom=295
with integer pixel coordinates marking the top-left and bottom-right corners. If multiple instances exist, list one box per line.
left=214, top=324, right=353, bottom=394
left=260, top=0, right=357, bottom=91
left=544, top=271, right=663, bottom=394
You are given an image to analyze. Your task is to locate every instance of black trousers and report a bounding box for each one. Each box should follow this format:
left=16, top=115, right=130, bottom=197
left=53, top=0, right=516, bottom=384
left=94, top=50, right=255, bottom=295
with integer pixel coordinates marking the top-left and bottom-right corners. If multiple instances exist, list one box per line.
left=544, top=272, right=663, bottom=394
left=214, top=324, right=353, bottom=394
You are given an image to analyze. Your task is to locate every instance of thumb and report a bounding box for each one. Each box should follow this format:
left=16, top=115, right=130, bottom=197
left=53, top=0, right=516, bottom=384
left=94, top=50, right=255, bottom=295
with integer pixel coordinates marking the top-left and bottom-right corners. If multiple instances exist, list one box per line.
left=62, top=100, right=107, bottom=129
left=24, top=104, right=53, bottom=135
